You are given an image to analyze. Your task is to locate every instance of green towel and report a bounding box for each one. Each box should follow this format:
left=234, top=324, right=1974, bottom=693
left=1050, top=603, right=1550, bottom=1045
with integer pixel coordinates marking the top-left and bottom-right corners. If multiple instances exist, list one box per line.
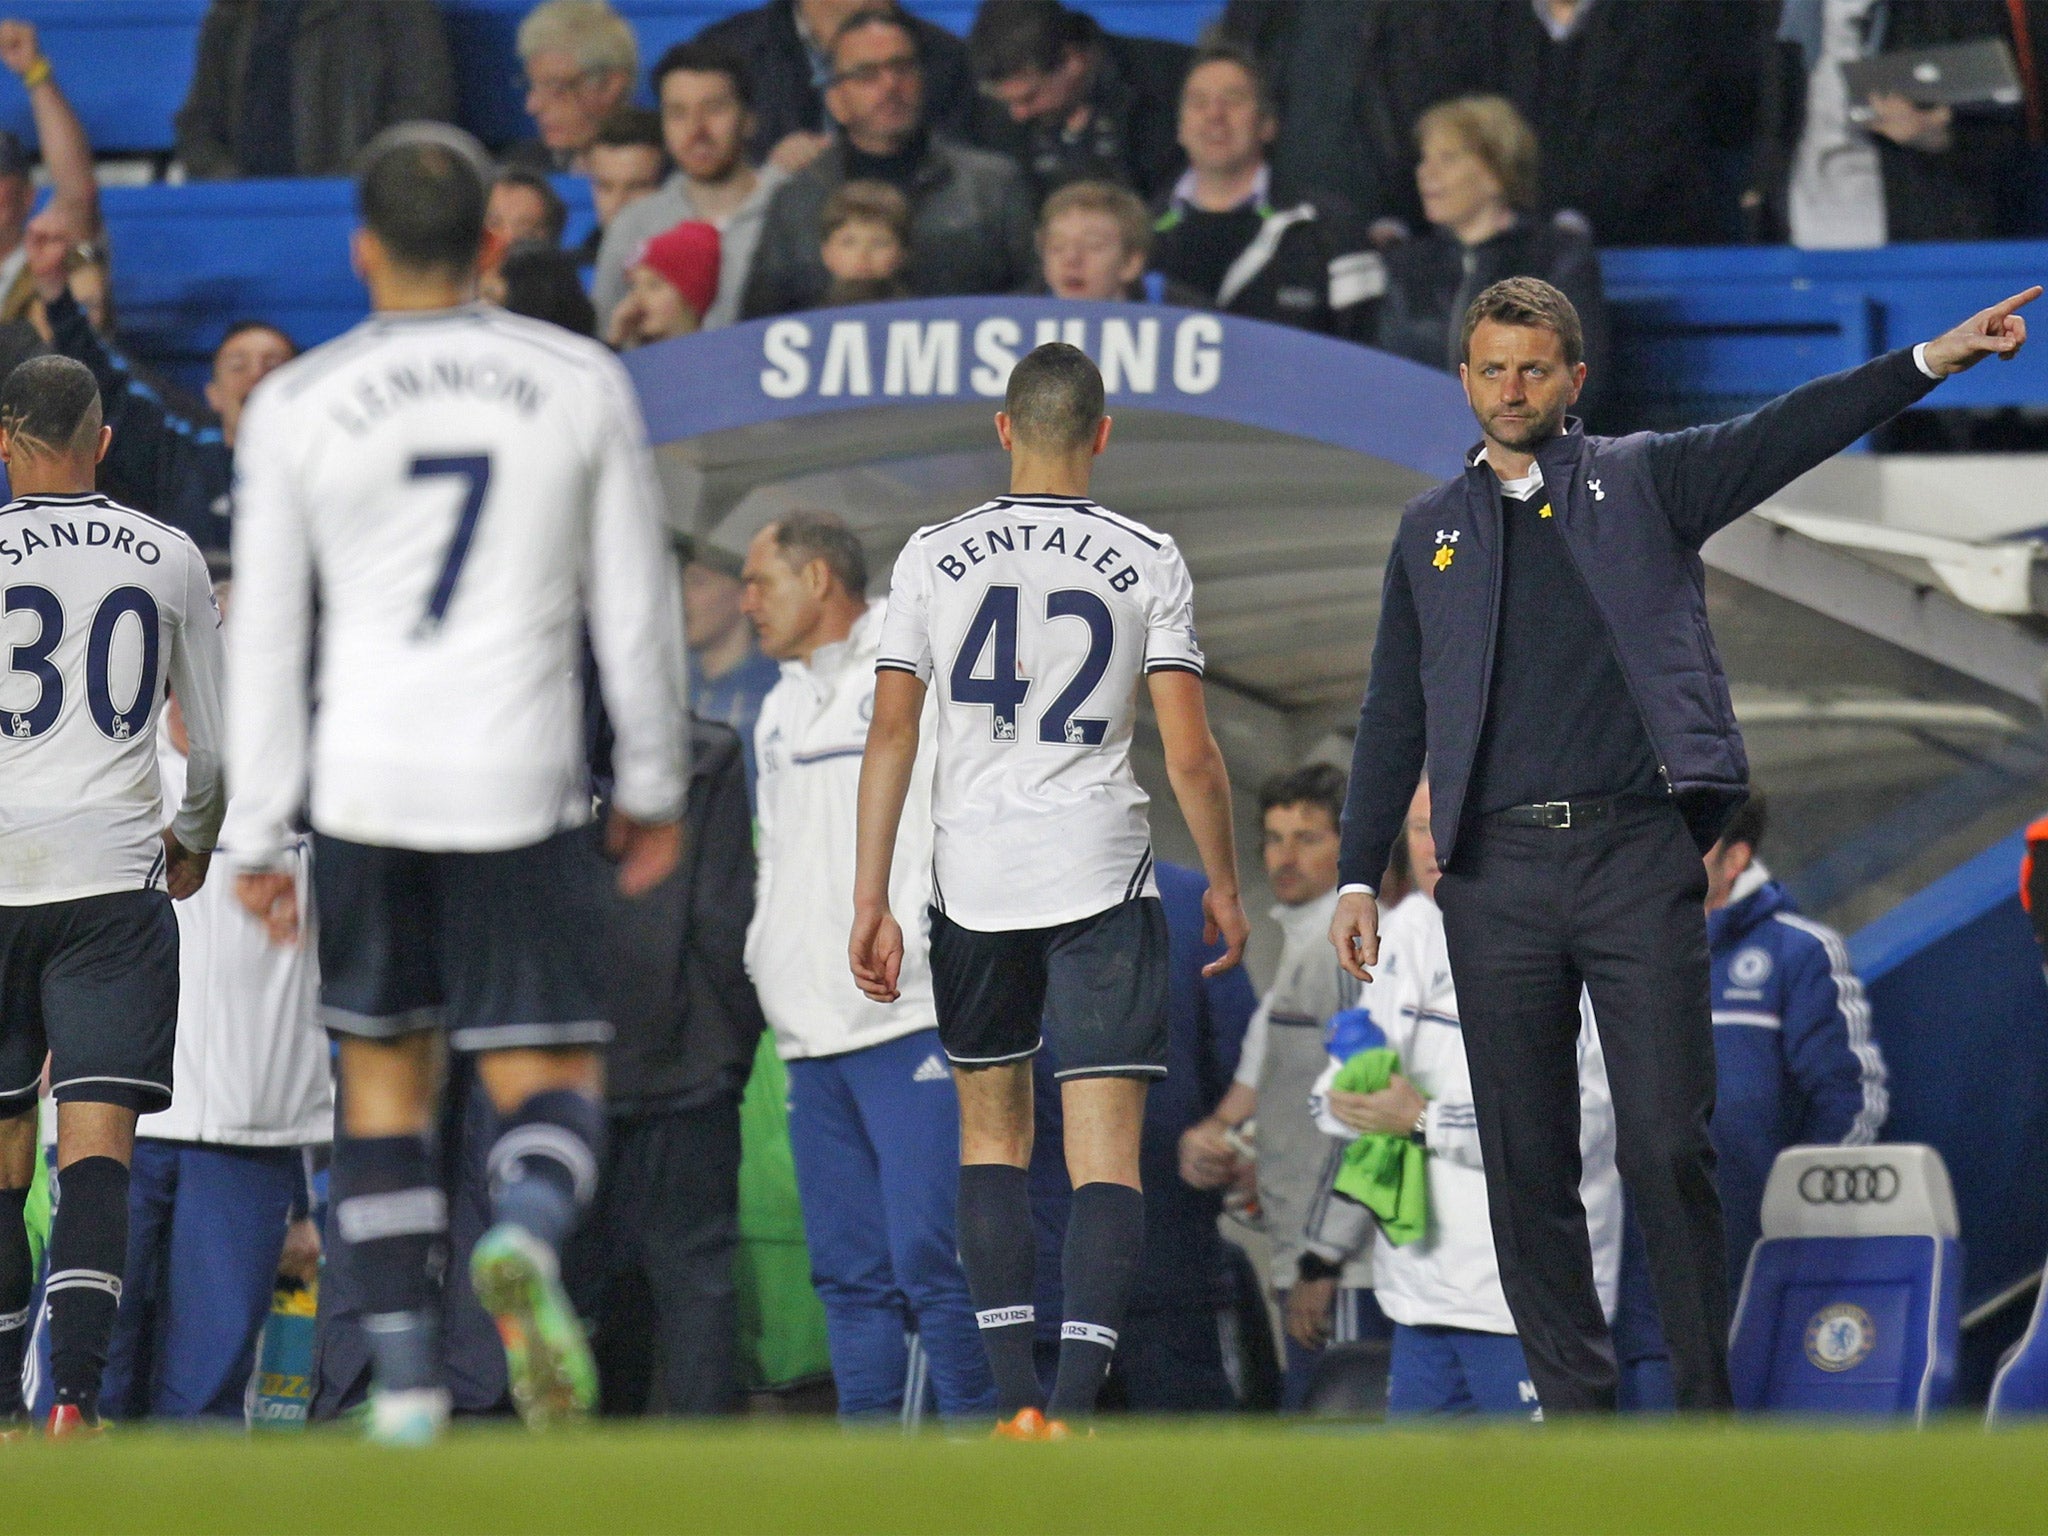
left=1331, top=1047, right=1429, bottom=1246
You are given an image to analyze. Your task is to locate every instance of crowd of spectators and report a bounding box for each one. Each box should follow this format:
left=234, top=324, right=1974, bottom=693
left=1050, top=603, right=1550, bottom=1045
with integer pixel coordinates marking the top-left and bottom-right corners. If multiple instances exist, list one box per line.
left=0, top=0, right=2041, bottom=560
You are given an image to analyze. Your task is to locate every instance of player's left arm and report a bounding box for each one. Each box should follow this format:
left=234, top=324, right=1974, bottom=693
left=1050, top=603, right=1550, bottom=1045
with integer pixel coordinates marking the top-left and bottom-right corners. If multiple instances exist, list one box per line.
left=162, top=540, right=225, bottom=899
left=586, top=358, right=688, bottom=896
left=850, top=666, right=925, bottom=1004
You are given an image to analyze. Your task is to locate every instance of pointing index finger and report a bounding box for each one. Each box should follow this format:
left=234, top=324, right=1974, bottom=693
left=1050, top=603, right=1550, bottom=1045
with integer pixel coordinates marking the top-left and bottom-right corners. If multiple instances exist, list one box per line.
left=1987, top=286, right=2044, bottom=323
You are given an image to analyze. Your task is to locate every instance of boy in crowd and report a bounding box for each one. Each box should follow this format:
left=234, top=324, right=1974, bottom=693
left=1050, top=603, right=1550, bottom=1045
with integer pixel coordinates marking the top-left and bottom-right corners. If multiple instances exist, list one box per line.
left=819, top=181, right=912, bottom=306
left=608, top=222, right=722, bottom=350
left=1038, top=180, right=1151, bottom=302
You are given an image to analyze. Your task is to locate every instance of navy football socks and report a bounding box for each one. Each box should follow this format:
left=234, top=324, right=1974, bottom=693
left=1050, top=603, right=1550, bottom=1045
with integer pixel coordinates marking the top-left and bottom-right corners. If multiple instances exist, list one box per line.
left=956, top=1162, right=1043, bottom=1417
left=1048, top=1181, right=1145, bottom=1421
left=333, top=1132, right=446, bottom=1395
left=45, top=1156, right=129, bottom=1418
left=486, top=1088, right=603, bottom=1252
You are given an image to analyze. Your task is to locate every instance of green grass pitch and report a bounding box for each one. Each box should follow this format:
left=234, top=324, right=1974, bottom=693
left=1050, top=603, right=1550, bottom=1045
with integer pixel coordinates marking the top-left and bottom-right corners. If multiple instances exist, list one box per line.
left=5, top=1419, right=2048, bottom=1535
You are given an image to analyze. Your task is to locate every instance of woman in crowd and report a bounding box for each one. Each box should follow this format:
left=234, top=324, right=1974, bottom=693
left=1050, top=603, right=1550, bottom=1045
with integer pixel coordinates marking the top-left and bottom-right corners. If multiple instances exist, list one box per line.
left=1372, top=95, right=1610, bottom=424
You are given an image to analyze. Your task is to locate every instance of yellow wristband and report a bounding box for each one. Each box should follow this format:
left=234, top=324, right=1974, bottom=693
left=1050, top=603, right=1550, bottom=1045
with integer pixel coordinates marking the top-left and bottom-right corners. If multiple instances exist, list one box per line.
left=22, top=58, right=50, bottom=90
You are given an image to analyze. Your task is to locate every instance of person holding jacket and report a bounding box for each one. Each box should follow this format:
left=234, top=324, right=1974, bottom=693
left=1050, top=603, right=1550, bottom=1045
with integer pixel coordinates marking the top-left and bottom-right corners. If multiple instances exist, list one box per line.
left=26, top=214, right=293, bottom=553
left=1374, top=96, right=1609, bottom=426
left=1331, top=274, right=2034, bottom=1414
left=740, top=510, right=994, bottom=1420
left=1292, top=779, right=1622, bottom=1418
left=102, top=645, right=333, bottom=1421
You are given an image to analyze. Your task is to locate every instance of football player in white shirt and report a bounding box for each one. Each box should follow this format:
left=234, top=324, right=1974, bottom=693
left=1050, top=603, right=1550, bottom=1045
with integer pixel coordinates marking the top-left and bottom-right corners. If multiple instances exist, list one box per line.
left=0, top=356, right=225, bottom=1438
left=225, top=127, right=687, bottom=1445
left=849, top=343, right=1250, bottom=1437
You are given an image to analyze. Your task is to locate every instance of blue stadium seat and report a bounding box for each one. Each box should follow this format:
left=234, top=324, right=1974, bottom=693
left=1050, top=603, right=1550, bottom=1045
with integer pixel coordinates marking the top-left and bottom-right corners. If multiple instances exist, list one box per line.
left=1988, top=1270, right=2048, bottom=1422
left=1727, top=1145, right=1961, bottom=1422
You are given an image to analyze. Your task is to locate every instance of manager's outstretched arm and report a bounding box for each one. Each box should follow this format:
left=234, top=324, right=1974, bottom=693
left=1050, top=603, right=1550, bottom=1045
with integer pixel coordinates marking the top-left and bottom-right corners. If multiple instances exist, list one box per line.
left=850, top=668, right=926, bottom=1004
left=1652, top=286, right=2040, bottom=547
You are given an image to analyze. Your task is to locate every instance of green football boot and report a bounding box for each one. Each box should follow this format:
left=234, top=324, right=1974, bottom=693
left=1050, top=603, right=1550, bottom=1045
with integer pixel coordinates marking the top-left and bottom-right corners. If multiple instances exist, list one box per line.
left=469, top=1222, right=596, bottom=1428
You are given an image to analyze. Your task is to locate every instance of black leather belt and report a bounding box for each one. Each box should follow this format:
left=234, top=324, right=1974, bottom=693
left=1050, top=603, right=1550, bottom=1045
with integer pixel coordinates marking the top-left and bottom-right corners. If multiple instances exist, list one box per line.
left=1487, top=794, right=1636, bottom=830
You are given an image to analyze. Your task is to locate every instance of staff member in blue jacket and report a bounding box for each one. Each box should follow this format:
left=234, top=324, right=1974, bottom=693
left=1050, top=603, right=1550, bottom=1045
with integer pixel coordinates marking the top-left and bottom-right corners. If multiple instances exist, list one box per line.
left=1703, top=791, right=1887, bottom=1295
left=1331, top=274, right=2035, bottom=1413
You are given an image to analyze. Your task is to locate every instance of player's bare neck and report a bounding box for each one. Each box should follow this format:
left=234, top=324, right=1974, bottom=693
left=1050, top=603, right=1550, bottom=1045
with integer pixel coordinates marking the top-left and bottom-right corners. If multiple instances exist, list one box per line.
left=5, top=452, right=94, bottom=498
left=370, top=267, right=476, bottom=314
left=1008, top=451, right=1094, bottom=500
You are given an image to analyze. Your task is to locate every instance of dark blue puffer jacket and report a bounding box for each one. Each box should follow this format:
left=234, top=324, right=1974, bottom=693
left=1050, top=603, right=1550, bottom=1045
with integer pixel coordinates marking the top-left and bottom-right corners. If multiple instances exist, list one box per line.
left=1339, top=347, right=1940, bottom=884
left=1708, top=873, right=1888, bottom=1292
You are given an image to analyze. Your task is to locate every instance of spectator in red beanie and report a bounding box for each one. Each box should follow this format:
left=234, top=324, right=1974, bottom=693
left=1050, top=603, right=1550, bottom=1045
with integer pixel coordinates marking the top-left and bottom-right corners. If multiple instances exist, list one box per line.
left=608, top=220, right=722, bottom=349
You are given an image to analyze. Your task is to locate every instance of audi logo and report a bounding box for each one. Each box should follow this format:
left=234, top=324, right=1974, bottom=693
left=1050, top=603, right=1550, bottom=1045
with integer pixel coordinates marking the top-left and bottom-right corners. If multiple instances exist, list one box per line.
left=1799, top=1165, right=1900, bottom=1204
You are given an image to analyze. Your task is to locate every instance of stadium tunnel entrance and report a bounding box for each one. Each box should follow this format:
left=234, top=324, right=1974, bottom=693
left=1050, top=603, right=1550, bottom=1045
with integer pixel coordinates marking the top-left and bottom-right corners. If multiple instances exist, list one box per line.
left=625, top=297, right=2048, bottom=939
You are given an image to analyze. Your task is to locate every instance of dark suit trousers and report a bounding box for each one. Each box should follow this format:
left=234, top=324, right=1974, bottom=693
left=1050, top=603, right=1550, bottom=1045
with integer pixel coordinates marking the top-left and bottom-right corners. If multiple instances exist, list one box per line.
left=1435, top=799, right=1733, bottom=1413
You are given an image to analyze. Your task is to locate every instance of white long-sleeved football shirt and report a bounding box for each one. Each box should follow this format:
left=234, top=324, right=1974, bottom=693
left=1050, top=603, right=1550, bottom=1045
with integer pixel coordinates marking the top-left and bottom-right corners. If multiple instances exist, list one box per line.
left=224, top=303, right=687, bottom=862
left=0, top=491, right=225, bottom=903
left=876, top=493, right=1204, bottom=932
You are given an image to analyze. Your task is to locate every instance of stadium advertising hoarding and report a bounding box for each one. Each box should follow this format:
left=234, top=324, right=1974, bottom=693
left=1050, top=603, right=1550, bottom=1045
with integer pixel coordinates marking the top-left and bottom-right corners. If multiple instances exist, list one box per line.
left=622, top=296, right=1472, bottom=477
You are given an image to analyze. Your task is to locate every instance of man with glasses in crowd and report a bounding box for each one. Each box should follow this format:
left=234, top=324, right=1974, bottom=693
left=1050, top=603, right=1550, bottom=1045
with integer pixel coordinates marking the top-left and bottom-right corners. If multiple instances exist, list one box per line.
left=507, top=0, right=640, bottom=175
left=743, top=6, right=1034, bottom=317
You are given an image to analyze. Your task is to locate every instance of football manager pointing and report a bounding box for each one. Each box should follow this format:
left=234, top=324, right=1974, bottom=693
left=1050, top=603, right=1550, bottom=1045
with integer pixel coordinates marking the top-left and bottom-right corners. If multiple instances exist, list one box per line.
left=1332, top=275, right=2037, bottom=1413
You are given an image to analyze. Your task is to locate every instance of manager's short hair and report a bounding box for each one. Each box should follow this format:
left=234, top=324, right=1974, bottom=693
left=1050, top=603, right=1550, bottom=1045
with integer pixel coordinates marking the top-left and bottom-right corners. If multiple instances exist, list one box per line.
left=1461, top=275, right=1583, bottom=369
left=772, top=510, right=869, bottom=597
left=1257, top=762, right=1346, bottom=828
left=1719, top=790, right=1768, bottom=855
left=358, top=125, right=490, bottom=274
left=1003, top=342, right=1104, bottom=453
left=0, top=354, right=102, bottom=457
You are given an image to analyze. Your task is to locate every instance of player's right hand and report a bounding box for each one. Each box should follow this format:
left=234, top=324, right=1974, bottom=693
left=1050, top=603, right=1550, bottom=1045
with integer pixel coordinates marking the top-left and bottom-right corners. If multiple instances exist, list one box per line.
left=849, top=904, right=904, bottom=1004
left=606, top=809, right=682, bottom=897
left=1200, top=886, right=1249, bottom=977
left=236, top=869, right=300, bottom=946
left=1331, top=889, right=1380, bottom=983
left=161, top=831, right=211, bottom=901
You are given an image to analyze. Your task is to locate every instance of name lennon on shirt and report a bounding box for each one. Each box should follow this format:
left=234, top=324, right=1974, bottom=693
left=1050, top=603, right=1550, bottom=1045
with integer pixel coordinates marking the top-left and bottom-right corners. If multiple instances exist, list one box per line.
left=0, top=517, right=166, bottom=567
left=325, top=355, right=549, bottom=437
left=934, top=522, right=1141, bottom=592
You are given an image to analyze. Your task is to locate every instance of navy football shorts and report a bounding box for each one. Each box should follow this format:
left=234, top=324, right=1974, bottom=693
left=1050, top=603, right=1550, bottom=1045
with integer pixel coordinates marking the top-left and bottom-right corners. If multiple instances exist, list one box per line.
left=313, top=828, right=610, bottom=1052
left=0, top=889, right=179, bottom=1116
left=927, top=896, right=1169, bottom=1081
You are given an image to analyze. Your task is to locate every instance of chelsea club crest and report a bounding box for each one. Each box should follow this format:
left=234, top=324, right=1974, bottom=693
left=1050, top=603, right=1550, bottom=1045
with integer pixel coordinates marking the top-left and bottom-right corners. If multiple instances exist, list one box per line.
left=1729, top=946, right=1773, bottom=988
left=1805, top=1303, right=1875, bottom=1373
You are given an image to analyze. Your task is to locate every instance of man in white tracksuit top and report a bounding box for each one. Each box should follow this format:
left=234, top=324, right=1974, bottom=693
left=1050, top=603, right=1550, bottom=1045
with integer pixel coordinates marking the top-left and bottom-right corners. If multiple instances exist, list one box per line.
left=102, top=686, right=333, bottom=1418
left=1292, top=781, right=1622, bottom=1417
left=741, top=511, right=993, bottom=1418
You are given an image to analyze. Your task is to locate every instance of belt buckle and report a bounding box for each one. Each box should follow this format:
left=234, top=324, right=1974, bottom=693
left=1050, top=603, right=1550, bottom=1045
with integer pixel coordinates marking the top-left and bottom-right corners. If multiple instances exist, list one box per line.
left=1541, top=800, right=1572, bottom=829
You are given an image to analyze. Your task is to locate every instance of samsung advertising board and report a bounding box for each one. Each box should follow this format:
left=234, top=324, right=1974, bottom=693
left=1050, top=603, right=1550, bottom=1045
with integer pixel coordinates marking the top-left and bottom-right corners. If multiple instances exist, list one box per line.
left=621, top=296, right=1471, bottom=476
